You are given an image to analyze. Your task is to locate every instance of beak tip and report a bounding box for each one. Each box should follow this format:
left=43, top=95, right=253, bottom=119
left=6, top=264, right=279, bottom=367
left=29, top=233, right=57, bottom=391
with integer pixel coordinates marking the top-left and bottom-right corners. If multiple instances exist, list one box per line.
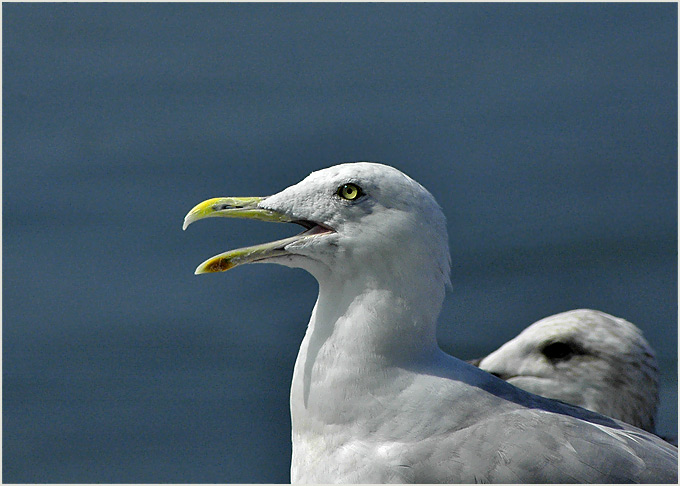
left=182, top=214, right=196, bottom=231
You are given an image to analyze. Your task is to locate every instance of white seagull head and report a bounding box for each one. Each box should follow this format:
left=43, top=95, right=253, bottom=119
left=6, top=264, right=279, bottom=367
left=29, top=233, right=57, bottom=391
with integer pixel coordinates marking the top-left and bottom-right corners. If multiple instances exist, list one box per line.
left=475, top=309, right=660, bottom=432
left=184, top=161, right=451, bottom=292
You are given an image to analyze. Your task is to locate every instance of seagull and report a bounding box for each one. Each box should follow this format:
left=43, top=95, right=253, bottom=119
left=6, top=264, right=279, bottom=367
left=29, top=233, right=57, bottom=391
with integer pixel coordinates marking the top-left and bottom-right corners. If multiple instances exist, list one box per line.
left=183, top=162, right=677, bottom=483
left=471, top=309, right=661, bottom=434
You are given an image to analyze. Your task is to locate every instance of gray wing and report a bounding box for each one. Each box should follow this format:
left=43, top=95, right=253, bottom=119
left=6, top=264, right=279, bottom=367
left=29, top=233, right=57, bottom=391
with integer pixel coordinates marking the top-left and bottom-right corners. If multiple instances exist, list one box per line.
left=397, top=365, right=678, bottom=483
left=483, top=410, right=676, bottom=483
left=414, top=405, right=678, bottom=483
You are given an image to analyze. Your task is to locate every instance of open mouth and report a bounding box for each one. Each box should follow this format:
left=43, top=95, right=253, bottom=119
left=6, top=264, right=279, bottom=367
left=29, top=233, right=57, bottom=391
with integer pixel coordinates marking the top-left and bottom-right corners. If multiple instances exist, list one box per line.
left=292, top=219, right=335, bottom=234
left=183, top=197, right=334, bottom=274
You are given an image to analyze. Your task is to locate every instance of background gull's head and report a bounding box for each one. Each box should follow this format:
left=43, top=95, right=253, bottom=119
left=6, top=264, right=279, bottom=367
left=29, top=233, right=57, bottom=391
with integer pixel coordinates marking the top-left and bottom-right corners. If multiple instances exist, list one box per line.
left=475, top=309, right=660, bottom=433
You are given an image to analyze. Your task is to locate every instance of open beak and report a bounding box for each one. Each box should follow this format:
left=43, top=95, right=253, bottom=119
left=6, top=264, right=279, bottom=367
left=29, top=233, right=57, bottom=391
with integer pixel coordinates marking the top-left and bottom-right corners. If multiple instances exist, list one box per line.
left=183, top=197, right=332, bottom=274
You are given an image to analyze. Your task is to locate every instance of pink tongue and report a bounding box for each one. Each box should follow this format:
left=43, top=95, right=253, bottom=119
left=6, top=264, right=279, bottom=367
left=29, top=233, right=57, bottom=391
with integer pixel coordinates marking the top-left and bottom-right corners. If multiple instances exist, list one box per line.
left=304, top=225, right=333, bottom=236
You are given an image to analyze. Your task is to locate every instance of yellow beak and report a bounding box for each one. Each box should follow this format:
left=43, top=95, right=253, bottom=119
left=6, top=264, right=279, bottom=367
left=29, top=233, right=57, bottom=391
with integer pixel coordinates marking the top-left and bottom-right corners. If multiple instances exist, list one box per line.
left=182, top=197, right=294, bottom=231
left=183, top=197, right=330, bottom=275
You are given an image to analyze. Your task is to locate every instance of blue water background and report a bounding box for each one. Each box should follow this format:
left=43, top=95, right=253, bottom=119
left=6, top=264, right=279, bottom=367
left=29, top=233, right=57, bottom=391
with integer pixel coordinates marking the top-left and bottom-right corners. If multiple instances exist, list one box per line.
left=3, top=3, right=677, bottom=483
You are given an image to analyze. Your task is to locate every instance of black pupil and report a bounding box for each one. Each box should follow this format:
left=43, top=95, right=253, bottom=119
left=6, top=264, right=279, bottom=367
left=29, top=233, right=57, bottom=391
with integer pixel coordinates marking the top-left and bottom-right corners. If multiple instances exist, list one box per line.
left=542, top=342, right=576, bottom=362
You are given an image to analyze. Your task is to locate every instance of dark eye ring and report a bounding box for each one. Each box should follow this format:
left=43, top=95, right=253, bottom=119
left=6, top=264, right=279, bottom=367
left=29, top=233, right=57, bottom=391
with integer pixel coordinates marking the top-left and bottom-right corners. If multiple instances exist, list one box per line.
left=337, top=183, right=363, bottom=201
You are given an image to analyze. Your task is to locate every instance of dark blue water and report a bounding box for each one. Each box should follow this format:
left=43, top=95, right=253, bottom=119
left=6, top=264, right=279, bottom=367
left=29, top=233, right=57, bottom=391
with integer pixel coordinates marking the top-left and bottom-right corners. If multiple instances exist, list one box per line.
left=3, top=3, right=677, bottom=483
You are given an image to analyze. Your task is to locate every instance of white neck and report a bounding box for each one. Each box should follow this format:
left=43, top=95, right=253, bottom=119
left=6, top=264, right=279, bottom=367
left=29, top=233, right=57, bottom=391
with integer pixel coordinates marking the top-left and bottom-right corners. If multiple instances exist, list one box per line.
left=290, top=266, right=445, bottom=431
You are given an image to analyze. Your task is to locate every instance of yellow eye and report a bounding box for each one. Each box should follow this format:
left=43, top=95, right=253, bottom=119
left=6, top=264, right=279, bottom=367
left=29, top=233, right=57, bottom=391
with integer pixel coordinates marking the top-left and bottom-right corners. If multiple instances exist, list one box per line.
left=337, top=183, right=363, bottom=201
